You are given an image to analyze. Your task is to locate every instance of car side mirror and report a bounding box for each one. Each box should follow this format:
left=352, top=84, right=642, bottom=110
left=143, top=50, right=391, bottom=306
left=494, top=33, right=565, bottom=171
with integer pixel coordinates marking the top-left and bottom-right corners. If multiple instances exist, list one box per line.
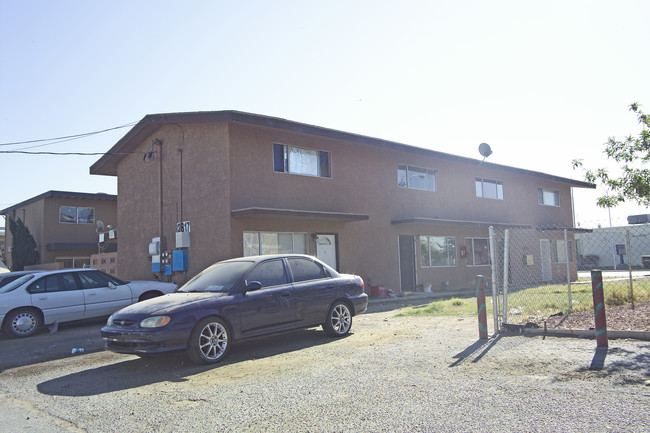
left=108, top=282, right=117, bottom=289
left=243, top=280, right=262, bottom=293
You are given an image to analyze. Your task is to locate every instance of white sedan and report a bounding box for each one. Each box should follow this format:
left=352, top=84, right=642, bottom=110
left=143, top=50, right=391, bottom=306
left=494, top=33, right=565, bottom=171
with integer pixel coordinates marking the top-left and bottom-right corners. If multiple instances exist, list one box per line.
left=0, top=269, right=177, bottom=338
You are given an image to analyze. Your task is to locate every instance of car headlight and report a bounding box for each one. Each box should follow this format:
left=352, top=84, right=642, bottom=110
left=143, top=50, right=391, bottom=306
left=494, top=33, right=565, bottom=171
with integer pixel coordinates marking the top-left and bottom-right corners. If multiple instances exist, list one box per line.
left=140, top=316, right=171, bottom=328
left=107, top=315, right=114, bottom=326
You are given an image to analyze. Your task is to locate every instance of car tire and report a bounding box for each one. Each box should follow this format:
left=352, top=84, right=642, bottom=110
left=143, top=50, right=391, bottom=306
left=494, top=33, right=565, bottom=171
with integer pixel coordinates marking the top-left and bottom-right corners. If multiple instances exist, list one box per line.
left=187, top=317, right=231, bottom=364
left=322, top=301, right=352, bottom=337
left=139, top=291, right=161, bottom=302
left=4, top=308, right=41, bottom=338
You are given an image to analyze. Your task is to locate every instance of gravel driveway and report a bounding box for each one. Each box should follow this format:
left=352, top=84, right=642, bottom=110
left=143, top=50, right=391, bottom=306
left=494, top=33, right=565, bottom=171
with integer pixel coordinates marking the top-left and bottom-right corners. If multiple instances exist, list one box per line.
left=0, top=300, right=649, bottom=432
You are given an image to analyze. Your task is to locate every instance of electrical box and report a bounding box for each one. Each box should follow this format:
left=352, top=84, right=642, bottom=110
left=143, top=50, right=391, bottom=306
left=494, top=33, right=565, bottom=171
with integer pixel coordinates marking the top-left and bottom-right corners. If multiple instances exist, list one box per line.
left=172, top=250, right=188, bottom=272
left=164, top=265, right=172, bottom=276
left=151, top=254, right=161, bottom=273
left=149, top=237, right=161, bottom=256
left=176, top=231, right=191, bottom=248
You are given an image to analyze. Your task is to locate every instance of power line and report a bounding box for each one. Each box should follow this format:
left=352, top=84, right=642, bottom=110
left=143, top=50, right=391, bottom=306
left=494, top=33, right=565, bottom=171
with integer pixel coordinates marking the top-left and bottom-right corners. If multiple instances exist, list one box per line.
left=0, top=150, right=147, bottom=156
left=0, top=121, right=139, bottom=147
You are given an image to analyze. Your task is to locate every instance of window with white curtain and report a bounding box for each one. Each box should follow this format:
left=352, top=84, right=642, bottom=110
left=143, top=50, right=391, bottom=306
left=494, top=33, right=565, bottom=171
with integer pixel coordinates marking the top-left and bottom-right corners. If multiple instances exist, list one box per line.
left=273, top=143, right=331, bottom=178
left=243, top=232, right=308, bottom=256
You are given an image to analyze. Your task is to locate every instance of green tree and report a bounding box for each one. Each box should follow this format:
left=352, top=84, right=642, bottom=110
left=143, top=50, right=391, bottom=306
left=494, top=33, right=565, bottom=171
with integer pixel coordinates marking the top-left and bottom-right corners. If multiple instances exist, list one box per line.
left=9, top=218, right=39, bottom=271
left=573, top=102, right=650, bottom=208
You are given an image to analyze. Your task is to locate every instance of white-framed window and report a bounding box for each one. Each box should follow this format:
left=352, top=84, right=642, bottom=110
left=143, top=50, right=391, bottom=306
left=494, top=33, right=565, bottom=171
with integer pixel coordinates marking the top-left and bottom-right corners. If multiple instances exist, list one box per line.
left=397, top=164, right=436, bottom=191
left=59, top=206, right=95, bottom=224
left=420, top=236, right=456, bottom=267
left=466, top=238, right=490, bottom=266
left=538, top=188, right=560, bottom=207
left=243, top=231, right=308, bottom=256
left=55, top=257, right=91, bottom=269
left=551, top=240, right=573, bottom=263
left=475, top=178, right=503, bottom=200
left=273, top=143, right=331, bottom=178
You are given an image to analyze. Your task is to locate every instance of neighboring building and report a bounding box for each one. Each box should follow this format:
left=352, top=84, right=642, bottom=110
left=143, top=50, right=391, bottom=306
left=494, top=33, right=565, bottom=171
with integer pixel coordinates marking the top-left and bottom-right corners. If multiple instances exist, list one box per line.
left=0, top=226, right=5, bottom=262
left=90, top=111, right=594, bottom=291
left=1, top=191, right=117, bottom=270
left=575, top=222, right=650, bottom=270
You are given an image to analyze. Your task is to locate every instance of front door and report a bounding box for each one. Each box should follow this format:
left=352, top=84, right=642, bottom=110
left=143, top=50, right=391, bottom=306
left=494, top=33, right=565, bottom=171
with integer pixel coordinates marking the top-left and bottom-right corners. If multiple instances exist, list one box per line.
left=399, top=235, right=416, bottom=291
left=316, top=234, right=337, bottom=270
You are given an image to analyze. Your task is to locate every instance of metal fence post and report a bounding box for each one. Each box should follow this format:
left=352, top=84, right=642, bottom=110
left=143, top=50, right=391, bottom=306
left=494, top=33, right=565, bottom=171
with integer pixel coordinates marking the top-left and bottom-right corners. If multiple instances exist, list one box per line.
left=476, top=275, right=488, bottom=340
left=564, top=229, right=572, bottom=311
left=626, top=230, right=635, bottom=310
left=489, top=226, right=499, bottom=333
left=502, top=229, right=510, bottom=324
left=591, top=270, right=608, bottom=348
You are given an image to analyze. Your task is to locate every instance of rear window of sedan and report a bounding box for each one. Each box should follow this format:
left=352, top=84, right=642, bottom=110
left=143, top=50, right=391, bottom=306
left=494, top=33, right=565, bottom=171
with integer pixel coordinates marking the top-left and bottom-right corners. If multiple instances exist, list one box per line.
left=287, top=258, right=328, bottom=282
left=0, top=274, right=36, bottom=293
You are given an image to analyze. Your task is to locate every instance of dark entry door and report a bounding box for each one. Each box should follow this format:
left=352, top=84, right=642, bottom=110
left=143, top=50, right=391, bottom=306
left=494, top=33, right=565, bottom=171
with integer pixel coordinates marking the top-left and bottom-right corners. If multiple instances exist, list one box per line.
left=399, top=235, right=416, bottom=291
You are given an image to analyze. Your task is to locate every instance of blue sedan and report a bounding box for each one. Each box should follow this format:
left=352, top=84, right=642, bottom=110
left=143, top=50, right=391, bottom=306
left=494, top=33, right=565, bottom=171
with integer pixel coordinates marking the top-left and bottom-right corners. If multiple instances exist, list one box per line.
left=101, top=255, right=368, bottom=364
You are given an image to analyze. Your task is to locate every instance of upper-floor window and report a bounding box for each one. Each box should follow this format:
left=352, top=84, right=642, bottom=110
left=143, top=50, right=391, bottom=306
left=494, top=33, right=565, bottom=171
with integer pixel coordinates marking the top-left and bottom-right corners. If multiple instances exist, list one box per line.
left=538, top=188, right=560, bottom=207
left=475, top=178, right=503, bottom=200
left=59, top=206, right=95, bottom=224
left=273, top=143, right=331, bottom=178
left=420, top=235, right=456, bottom=267
left=397, top=165, right=436, bottom=191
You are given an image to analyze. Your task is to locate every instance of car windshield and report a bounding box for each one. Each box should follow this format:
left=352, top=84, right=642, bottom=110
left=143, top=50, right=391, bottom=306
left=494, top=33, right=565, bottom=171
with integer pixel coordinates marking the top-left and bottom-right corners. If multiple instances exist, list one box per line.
left=0, top=274, right=36, bottom=294
left=177, top=261, right=253, bottom=293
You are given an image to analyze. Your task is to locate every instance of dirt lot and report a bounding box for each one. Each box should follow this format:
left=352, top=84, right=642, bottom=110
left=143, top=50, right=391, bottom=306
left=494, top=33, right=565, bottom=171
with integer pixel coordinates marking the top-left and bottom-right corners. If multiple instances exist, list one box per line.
left=0, top=300, right=649, bottom=432
left=544, top=301, right=650, bottom=332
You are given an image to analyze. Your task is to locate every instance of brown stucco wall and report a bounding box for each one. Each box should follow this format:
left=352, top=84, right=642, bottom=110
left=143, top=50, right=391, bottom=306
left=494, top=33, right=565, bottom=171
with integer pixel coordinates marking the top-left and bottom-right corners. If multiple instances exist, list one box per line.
left=104, top=116, right=584, bottom=291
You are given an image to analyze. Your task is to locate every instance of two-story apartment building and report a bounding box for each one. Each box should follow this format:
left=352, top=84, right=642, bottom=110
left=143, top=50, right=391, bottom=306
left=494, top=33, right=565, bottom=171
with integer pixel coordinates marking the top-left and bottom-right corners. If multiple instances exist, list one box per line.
left=1, top=191, right=117, bottom=270
left=90, top=111, right=594, bottom=291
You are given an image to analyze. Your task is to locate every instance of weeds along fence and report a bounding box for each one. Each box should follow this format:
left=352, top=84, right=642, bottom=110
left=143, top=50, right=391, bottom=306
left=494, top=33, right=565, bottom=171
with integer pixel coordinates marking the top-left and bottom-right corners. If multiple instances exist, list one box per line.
left=489, top=222, right=650, bottom=332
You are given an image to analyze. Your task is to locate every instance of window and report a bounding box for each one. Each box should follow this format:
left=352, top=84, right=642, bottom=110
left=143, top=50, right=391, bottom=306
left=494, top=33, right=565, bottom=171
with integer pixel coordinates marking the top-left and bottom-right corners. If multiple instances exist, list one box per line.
left=466, top=238, right=490, bottom=266
left=420, top=236, right=456, bottom=267
left=273, top=143, right=331, bottom=178
left=287, top=257, right=328, bottom=282
left=538, top=188, right=560, bottom=207
left=398, top=165, right=436, bottom=191
left=59, top=206, right=95, bottom=224
left=475, top=178, right=503, bottom=199
left=247, top=260, right=289, bottom=288
left=552, top=240, right=573, bottom=263
left=55, top=257, right=91, bottom=269
left=243, top=232, right=308, bottom=256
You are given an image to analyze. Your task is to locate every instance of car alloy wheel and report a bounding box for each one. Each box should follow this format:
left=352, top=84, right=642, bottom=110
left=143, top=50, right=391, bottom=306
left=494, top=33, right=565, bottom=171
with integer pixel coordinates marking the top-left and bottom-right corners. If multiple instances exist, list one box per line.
left=188, top=317, right=231, bottom=364
left=323, top=301, right=352, bottom=337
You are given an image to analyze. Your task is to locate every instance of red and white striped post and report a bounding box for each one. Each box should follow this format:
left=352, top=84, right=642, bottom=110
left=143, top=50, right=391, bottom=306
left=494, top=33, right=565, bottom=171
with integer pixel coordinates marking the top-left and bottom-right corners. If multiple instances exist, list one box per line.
left=476, top=275, right=488, bottom=340
left=591, top=270, right=608, bottom=348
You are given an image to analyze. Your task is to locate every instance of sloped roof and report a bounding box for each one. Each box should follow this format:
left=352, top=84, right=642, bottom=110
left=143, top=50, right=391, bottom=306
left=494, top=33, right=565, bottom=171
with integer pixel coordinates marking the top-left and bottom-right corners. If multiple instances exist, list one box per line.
left=89, top=110, right=595, bottom=189
left=1, top=190, right=116, bottom=215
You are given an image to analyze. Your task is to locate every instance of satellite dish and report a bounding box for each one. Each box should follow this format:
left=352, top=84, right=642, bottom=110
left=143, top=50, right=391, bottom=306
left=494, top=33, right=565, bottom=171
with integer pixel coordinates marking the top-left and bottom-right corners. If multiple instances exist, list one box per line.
left=479, top=143, right=493, bottom=160
left=96, top=220, right=105, bottom=233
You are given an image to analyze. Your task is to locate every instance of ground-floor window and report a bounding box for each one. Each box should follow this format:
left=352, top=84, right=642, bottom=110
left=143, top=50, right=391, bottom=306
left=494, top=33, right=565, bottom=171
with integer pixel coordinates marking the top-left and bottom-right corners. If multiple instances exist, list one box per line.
left=466, top=238, right=490, bottom=266
left=420, top=235, right=456, bottom=267
left=55, top=257, right=91, bottom=269
left=551, top=239, right=573, bottom=263
left=243, top=232, right=308, bottom=256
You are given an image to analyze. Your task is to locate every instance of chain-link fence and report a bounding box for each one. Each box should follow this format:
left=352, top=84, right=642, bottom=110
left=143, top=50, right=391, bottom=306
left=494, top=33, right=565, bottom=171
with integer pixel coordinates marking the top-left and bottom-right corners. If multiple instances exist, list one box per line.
left=489, top=222, right=650, bottom=332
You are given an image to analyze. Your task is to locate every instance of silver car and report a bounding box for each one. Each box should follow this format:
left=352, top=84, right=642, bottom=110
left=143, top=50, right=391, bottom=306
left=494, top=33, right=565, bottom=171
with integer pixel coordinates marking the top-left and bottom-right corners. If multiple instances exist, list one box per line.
left=0, top=269, right=177, bottom=338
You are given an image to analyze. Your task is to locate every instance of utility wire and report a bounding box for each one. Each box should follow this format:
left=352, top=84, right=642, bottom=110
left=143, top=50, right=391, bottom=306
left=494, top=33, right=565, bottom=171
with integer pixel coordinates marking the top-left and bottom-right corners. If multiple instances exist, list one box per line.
left=0, top=150, right=147, bottom=156
left=0, top=121, right=138, bottom=147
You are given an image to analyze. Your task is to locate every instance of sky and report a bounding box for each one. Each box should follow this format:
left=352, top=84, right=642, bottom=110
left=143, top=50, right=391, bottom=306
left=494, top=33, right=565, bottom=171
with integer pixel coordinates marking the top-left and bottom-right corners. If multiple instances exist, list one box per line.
left=1, top=0, right=649, bottom=228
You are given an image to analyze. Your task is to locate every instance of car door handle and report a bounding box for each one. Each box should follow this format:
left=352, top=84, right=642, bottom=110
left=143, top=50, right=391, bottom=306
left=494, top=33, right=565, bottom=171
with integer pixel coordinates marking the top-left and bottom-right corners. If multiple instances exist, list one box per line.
left=280, top=293, right=291, bottom=297
left=38, top=297, right=48, bottom=301
left=87, top=293, right=96, bottom=296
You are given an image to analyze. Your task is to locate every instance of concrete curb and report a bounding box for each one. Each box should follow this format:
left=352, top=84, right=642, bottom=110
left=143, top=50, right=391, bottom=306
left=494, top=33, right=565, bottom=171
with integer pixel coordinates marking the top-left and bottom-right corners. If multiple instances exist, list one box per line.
left=523, top=327, right=650, bottom=341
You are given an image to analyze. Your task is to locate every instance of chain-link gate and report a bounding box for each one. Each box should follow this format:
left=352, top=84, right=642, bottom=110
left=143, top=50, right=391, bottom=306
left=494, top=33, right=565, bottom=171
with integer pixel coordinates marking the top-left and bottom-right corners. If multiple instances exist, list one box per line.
left=489, top=222, right=650, bottom=333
